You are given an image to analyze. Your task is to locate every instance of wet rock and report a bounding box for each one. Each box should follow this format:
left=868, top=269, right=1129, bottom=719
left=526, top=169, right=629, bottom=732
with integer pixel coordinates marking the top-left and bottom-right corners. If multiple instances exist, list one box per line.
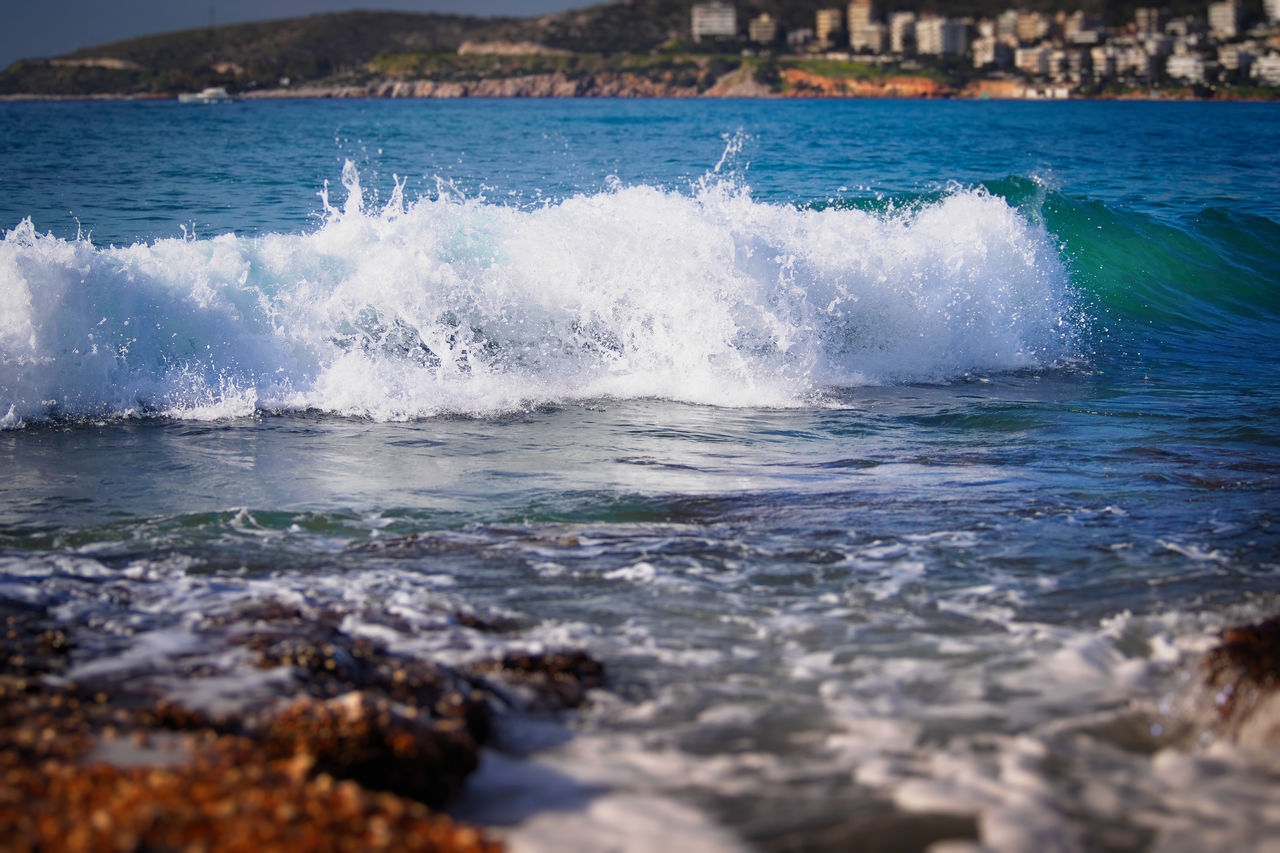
left=254, top=692, right=480, bottom=808
left=1199, top=614, right=1280, bottom=749
left=1, top=733, right=500, bottom=852
left=0, top=597, right=607, bottom=850
left=0, top=675, right=497, bottom=851
left=1, top=601, right=73, bottom=682
left=469, top=650, right=606, bottom=711
left=234, top=602, right=603, bottom=735
left=452, top=610, right=519, bottom=633
left=243, top=626, right=493, bottom=741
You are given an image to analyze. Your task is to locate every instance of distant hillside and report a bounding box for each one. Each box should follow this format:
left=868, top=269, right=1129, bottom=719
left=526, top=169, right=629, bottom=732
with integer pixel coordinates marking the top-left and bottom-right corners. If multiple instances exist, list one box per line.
left=0, top=10, right=530, bottom=96
left=0, top=1, right=1242, bottom=97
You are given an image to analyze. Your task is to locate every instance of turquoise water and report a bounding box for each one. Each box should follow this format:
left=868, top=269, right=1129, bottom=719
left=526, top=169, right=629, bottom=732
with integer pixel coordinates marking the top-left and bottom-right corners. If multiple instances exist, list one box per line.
left=2, top=98, right=1280, bottom=849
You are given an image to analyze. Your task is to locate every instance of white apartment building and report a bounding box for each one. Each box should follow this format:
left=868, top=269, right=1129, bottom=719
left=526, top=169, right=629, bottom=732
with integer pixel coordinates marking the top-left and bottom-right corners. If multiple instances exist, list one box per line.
left=847, top=0, right=882, bottom=52
left=889, top=12, right=916, bottom=54
left=691, top=2, right=737, bottom=42
left=847, top=0, right=873, bottom=30
left=1166, top=53, right=1208, bottom=82
left=973, top=36, right=1013, bottom=69
left=1267, top=0, right=1280, bottom=24
left=916, top=16, right=967, bottom=56
left=1219, top=44, right=1255, bottom=72
left=1208, top=0, right=1244, bottom=39
left=1253, top=53, right=1280, bottom=84
left=1015, top=45, right=1052, bottom=75
left=1117, top=45, right=1158, bottom=79
left=1090, top=46, right=1118, bottom=78
left=850, top=23, right=887, bottom=52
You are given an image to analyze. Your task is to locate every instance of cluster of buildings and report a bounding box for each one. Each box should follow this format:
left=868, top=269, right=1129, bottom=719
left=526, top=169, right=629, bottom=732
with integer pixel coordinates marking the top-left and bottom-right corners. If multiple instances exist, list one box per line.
left=690, top=1, right=1280, bottom=90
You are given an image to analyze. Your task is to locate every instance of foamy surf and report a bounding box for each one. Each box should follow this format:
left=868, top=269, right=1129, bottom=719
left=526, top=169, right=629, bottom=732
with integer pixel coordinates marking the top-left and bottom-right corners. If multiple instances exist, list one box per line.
left=1, top=163, right=1078, bottom=427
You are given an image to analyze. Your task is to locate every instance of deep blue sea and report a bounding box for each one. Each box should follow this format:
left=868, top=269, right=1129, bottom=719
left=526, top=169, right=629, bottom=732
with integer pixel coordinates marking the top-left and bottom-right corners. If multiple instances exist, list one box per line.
left=3, top=97, right=1280, bottom=850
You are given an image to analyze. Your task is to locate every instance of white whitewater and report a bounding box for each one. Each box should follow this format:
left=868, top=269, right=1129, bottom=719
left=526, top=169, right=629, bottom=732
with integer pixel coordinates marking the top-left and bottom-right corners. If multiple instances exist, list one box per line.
left=2, top=163, right=1078, bottom=427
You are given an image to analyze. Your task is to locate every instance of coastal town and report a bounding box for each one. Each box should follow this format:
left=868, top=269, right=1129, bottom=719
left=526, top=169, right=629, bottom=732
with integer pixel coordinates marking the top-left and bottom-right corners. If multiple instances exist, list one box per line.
left=691, top=0, right=1280, bottom=97
left=4, top=1, right=1280, bottom=99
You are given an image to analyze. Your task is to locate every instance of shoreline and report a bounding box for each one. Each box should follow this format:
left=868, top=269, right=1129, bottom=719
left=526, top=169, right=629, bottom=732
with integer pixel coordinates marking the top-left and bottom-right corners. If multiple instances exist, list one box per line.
left=4, top=68, right=1277, bottom=103
left=6, top=590, right=1279, bottom=849
left=3, top=88, right=1274, bottom=103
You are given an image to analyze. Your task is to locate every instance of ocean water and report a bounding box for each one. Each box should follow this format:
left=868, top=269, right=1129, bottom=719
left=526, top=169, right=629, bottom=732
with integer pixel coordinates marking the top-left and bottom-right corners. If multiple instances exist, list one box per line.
left=2, top=97, right=1280, bottom=850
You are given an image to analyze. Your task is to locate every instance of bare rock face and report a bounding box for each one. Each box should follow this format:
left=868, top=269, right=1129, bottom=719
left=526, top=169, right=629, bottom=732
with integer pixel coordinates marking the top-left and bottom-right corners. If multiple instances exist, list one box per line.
left=1198, top=615, right=1280, bottom=750
left=704, top=65, right=773, bottom=98
left=779, top=67, right=951, bottom=98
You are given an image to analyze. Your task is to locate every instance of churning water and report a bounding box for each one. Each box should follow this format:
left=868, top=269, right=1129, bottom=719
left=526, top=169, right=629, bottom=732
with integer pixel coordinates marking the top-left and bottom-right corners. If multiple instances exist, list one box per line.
left=2, top=98, right=1279, bottom=850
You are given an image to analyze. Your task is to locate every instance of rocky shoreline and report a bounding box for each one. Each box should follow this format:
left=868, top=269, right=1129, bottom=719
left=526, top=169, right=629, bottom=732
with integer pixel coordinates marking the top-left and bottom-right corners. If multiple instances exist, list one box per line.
left=0, top=598, right=605, bottom=851
left=1, top=68, right=1247, bottom=101
left=6, top=585, right=1280, bottom=849
left=234, top=68, right=1280, bottom=101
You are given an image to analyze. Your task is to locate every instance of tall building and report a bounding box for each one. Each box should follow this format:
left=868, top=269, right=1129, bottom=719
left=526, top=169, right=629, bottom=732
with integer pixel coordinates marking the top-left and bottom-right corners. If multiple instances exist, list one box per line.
left=1267, top=0, right=1280, bottom=24
left=917, top=16, right=968, bottom=56
left=691, top=2, right=737, bottom=43
left=847, top=0, right=873, bottom=30
left=847, top=0, right=882, bottom=51
left=889, top=12, right=917, bottom=54
left=1208, top=0, right=1243, bottom=39
left=816, top=8, right=845, bottom=47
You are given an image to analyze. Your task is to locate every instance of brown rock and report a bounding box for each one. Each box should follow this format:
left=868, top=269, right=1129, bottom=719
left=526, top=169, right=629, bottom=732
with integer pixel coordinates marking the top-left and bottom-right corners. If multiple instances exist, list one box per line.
left=254, top=692, right=480, bottom=808
left=0, top=596, right=606, bottom=851
left=468, top=650, right=605, bottom=711
left=1198, top=614, right=1280, bottom=749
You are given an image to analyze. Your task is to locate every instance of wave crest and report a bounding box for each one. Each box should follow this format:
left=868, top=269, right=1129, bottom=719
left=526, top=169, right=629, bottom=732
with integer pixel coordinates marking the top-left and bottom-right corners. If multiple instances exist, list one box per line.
left=1, top=168, right=1078, bottom=426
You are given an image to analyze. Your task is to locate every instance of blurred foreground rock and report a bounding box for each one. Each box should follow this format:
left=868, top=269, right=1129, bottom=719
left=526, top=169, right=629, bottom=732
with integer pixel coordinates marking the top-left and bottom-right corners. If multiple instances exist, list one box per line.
left=0, top=599, right=604, bottom=851
left=1197, top=613, right=1280, bottom=750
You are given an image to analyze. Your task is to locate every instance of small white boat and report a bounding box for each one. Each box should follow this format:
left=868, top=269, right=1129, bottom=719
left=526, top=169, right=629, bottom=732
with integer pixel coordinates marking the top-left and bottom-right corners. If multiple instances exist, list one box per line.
left=178, top=86, right=233, bottom=103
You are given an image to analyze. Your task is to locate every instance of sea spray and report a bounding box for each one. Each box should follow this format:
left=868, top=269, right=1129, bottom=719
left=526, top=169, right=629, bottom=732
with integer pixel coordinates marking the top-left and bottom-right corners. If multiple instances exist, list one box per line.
left=1, top=166, right=1079, bottom=427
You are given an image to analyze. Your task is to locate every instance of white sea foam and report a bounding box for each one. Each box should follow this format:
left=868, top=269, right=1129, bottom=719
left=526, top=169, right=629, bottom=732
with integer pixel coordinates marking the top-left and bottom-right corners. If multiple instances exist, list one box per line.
left=1, top=164, right=1078, bottom=426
